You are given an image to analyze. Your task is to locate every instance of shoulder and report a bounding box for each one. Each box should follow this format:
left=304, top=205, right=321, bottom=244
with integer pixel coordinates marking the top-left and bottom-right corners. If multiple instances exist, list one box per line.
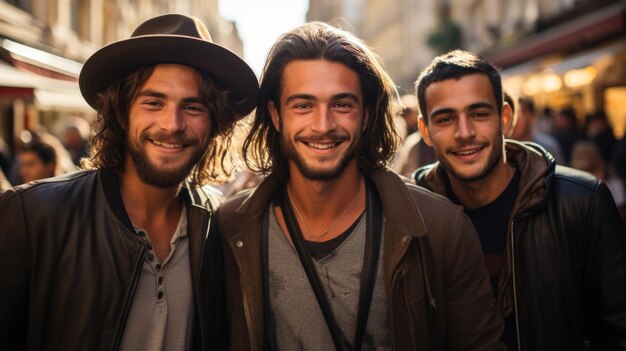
left=185, top=183, right=224, bottom=211
left=552, top=165, right=601, bottom=194
left=3, top=170, right=98, bottom=202
left=215, top=187, right=255, bottom=218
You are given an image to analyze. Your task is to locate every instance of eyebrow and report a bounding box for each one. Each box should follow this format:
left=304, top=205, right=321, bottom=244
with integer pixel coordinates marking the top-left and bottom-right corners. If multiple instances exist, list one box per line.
left=136, top=90, right=205, bottom=105
left=430, top=101, right=495, bottom=119
left=284, top=92, right=361, bottom=105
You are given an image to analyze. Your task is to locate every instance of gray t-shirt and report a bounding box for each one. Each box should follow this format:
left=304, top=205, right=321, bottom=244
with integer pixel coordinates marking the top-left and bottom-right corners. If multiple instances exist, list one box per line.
left=120, top=205, right=194, bottom=351
left=267, top=207, right=390, bottom=350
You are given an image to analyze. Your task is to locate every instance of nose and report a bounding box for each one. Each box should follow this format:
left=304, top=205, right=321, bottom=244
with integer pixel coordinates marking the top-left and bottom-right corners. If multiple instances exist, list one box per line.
left=310, top=106, right=337, bottom=134
left=159, top=107, right=185, bottom=133
left=454, top=114, right=476, bottom=140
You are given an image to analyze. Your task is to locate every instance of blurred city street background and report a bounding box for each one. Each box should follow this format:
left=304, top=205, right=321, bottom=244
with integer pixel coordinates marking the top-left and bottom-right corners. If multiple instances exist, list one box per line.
left=1, top=0, right=625, bottom=215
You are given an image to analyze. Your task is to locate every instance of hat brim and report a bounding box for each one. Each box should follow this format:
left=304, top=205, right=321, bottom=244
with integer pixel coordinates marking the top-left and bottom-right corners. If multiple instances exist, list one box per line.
left=79, top=35, right=258, bottom=118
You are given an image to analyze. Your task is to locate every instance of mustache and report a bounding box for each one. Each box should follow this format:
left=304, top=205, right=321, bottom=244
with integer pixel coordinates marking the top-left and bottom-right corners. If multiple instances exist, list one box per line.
left=446, top=141, right=487, bottom=152
left=140, top=130, right=198, bottom=145
left=295, top=133, right=349, bottom=143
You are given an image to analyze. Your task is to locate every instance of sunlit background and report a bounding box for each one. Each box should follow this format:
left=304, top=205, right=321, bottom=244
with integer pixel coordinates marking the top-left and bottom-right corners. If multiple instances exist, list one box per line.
left=0, top=0, right=625, bottom=185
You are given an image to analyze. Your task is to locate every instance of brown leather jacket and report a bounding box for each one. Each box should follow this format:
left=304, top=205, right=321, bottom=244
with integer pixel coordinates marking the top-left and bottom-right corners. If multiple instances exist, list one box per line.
left=216, top=168, right=505, bottom=350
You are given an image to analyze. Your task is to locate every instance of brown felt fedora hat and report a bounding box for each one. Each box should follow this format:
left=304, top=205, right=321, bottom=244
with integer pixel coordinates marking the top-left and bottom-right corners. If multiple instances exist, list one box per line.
left=79, top=13, right=258, bottom=117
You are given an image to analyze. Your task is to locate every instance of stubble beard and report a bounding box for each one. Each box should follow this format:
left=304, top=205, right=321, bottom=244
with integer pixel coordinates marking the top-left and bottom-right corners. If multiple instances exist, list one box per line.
left=127, top=131, right=207, bottom=188
left=280, top=131, right=361, bottom=181
left=440, top=135, right=505, bottom=183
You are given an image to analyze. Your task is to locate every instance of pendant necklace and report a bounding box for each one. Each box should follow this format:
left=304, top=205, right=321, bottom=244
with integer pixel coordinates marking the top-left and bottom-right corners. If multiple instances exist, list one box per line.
left=287, top=179, right=364, bottom=241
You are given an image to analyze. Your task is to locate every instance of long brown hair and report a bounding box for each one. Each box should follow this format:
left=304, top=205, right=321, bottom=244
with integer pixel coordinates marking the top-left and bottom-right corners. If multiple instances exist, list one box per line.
left=82, top=65, right=246, bottom=185
left=243, top=22, right=400, bottom=178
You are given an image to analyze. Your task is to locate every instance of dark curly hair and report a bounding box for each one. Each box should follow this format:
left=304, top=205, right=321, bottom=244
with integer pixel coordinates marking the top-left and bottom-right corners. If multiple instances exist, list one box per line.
left=243, top=22, right=400, bottom=178
left=82, top=65, right=247, bottom=185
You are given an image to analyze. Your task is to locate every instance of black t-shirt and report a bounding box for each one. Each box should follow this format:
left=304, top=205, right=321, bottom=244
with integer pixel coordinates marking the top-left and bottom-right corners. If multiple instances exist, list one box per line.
left=306, top=211, right=365, bottom=260
left=450, top=169, right=520, bottom=350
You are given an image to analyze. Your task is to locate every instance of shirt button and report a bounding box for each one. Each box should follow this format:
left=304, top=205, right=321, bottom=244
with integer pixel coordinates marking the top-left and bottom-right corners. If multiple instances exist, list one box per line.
left=157, top=291, right=164, bottom=300
left=147, top=253, right=154, bottom=261
left=156, top=264, right=161, bottom=272
left=137, top=231, right=146, bottom=237
left=236, top=241, right=244, bottom=248
left=158, top=276, right=164, bottom=285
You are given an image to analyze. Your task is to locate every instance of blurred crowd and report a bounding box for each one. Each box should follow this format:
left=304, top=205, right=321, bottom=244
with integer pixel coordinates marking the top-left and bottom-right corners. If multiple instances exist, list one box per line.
left=1, top=93, right=625, bottom=223
left=0, top=117, right=90, bottom=192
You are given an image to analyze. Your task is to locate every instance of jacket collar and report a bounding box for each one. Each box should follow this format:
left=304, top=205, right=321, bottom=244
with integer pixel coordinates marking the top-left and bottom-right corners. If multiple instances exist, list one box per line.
left=235, top=168, right=428, bottom=239
left=99, top=168, right=217, bottom=286
left=415, top=140, right=554, bottom=215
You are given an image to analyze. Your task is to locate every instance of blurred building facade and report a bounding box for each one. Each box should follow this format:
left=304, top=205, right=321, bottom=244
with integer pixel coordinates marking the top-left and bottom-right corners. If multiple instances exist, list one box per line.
left=307, top=0, right=440, bottom=95
left=308, top=0, right=626, bottom=138
left=0, top=0, right=244, bottom=159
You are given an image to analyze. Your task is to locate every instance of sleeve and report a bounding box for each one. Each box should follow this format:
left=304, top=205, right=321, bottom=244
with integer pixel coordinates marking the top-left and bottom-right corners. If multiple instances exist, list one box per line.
left=444, top=209, right=506, bottom=350
left=0, top=189, right=32, bottom=347
left=584, top=182, right=626, bottom=349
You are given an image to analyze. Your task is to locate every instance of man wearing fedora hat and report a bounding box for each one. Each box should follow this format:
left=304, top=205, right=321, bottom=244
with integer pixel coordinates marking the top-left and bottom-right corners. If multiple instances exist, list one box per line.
left=0, top=14, right=258, bottom=351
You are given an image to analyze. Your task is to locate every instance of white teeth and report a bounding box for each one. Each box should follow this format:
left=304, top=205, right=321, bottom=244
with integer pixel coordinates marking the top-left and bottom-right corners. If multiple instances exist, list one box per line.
left=152, top=140, right=183, bottom=149
left=307, top=142, right=336, bottom=149
left=456, top=149, right=478, bottom=155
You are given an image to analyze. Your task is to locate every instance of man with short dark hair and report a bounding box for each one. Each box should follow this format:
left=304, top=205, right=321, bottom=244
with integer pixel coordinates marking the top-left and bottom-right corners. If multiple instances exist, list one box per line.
left=18, top=141, right=57, bottom=183
left=0, top=14, right=258, bottom=350
left=217, top=22, right=504, bottom=350
left=414, top=49, right=626, bottom=350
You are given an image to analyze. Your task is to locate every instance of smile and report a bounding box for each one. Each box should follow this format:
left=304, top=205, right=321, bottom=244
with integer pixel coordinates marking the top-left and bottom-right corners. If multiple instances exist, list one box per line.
left=151, top=139, right=185, bottom=149
left=451, top=145, right=485, bottom=157
left=305, top=141, right=338, bottom=150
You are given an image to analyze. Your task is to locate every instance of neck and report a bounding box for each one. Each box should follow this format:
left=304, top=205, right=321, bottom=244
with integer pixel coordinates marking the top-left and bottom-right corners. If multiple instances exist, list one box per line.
left=118, top=160, right=182, bottom=229
left=448, top=161, right=515, bottom=209
left=283, top=160, right=366, bottom=241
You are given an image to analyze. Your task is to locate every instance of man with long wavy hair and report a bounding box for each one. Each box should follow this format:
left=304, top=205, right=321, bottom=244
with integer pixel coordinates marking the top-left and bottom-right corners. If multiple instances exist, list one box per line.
left=0, top=14, right=258, bottom=350
left=216, top=22, right=504, bottom=350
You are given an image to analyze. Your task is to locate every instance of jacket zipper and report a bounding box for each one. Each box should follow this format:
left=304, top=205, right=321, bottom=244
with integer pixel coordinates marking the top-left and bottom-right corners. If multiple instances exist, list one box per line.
left=241, top=275, right=256, bottom=351
left=111, top=242, right=149, bottom=350
left=510, top=219, right=522, bottom=351
left=194, top=214, right=210, bottom=350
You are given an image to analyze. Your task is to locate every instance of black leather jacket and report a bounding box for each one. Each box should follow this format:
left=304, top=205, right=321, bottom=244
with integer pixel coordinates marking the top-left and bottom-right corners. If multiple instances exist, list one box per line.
left=414, top=140, right=626, bottom=350
left=0, top=169, right=226, bottom=350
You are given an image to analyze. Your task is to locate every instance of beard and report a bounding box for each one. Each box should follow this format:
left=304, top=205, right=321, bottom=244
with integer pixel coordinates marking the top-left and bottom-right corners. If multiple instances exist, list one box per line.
left=439, top=135, right=505, bottom=183
left=280, top=130, right=362, bottom=181
left=127, top=130, right=207, bottom=188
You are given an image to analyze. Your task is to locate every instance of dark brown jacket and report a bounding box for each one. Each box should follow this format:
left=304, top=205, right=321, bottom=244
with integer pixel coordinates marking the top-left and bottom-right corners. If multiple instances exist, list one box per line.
left=415, top=141, right=626, bottom=350
left=0, top=169, right=225, bottom=350
left=216, top=168, right=505, bottom=350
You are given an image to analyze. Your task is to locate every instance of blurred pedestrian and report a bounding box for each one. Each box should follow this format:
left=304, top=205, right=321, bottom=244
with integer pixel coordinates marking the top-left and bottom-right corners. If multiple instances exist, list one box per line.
left=217, top=22, right=504, bottom=350
left=0, top=13, right=258, bottom=351
left=60, top=118, right=90, bottom=166
left=414, top=49, right=626, bottom=350
left=511, top=97, right=564, bottom=164
left=18, top=141, right=57, bottom=183
left=570, top=140, right=625, bottom=221
left=552, top=106, right=585, bottom=165
left=584, top=110, right=617, bottom=162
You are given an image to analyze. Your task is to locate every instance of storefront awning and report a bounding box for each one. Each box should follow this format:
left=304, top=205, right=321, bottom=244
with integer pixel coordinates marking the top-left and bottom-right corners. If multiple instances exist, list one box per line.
left=0, top=60, right=92, bottom=111
left=485, top=3, right=626, bottom=68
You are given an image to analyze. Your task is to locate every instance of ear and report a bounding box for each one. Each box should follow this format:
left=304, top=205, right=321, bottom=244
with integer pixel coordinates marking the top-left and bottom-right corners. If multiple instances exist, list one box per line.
left=417, top=115, right=434, bottom=147
left=268, top=101, right=280, bottom=132
left=501, top=102, right=514, bottom=137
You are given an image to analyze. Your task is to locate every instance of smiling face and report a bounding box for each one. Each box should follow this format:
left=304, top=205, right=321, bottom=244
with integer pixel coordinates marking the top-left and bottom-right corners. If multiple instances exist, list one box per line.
left=125, top=64, right=212, bottom=188
left=269, top=59, right=365, bottom=181
left=419, top=73, right=512, bottom=184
